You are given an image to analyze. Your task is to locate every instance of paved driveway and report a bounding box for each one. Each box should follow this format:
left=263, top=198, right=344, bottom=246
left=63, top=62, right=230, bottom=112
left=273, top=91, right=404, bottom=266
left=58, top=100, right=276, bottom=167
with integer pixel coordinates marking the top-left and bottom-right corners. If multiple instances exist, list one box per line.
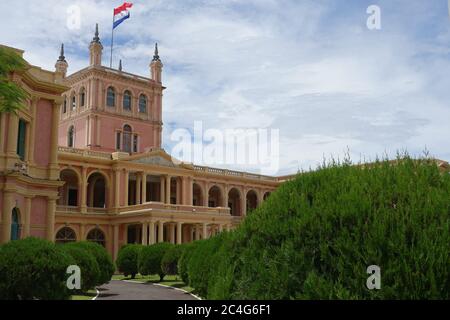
left=96, top=280, right=198, bottom=300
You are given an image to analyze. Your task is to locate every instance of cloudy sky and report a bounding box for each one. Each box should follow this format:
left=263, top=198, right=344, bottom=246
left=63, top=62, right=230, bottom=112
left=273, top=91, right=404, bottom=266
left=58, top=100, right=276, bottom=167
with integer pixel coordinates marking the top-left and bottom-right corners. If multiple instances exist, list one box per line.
left=1, top=0, right=449, bottom=175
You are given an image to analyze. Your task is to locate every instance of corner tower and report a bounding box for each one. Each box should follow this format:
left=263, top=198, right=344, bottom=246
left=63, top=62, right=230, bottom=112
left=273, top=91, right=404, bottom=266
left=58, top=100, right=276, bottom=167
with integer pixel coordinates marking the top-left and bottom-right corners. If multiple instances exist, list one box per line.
left=58, top=29, right=164, bottom=155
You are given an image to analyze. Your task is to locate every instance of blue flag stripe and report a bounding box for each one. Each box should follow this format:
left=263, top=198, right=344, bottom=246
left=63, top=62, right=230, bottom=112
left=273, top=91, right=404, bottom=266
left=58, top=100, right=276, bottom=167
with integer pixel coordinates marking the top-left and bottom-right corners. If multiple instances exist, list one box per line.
left=113, top=12, right=130, bottom=29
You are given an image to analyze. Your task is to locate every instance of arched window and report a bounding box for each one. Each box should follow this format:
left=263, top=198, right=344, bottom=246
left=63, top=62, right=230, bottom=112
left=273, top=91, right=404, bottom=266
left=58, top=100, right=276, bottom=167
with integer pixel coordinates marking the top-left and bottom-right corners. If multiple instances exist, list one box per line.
left=68, top=126, right=75, bottom=148
left=55, top=227, right=77, bottom=244
left=79, top=88, right=86, bottom=107
left=71, top=95, right=76, bottom=110
left=123, top=90, right=132, bottom=111
left=11, top=208, right=20, bottom=241
left=87, top=228, right=106, bottom=247
left=107, top=87, right=116, bottom=107
left=139, top=94, right=147, bottom=113
left=63, top=97, right=67, bottom=113
left=123, top=125, right=132, bottom=153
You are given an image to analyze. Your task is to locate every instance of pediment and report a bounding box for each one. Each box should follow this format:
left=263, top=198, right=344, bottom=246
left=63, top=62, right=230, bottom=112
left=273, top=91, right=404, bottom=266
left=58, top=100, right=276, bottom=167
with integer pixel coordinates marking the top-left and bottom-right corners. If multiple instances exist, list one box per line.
left=126, top=149, right=185, bottom=168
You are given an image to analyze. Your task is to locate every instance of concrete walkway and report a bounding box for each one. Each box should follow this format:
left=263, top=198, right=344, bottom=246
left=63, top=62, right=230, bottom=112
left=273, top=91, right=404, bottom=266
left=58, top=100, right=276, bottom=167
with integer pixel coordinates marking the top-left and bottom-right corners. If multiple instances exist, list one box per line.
left=96, top=280, right=198, bottom=300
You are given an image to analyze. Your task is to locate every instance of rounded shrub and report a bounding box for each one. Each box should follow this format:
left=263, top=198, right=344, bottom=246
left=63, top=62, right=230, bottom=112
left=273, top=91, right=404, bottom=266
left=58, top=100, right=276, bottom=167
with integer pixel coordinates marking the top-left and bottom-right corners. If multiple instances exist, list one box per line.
left=161, top=245, right=184, bottom=277
left=116, top=244, right=142, bottom=279
left=207, top=156, right=450, bottom=299
left=0, top=237, right=75, bottom=300
left=71, top=241, right=114, bottom=285
left=139, top=243, right=173, bottom=281
left=61, top=243, right=100, bottom=293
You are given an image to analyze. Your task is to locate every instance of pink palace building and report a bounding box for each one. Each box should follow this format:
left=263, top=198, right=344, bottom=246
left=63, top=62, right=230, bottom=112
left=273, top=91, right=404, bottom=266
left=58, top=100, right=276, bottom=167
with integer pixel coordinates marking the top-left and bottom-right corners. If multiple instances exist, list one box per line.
left=0, top=25, right=293, bottom=260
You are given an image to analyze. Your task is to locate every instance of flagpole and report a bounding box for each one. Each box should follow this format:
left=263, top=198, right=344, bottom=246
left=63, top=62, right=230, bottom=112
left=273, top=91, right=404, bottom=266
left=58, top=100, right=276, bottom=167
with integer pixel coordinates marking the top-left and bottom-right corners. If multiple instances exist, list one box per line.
left=110, top=10, right=114, bottom=68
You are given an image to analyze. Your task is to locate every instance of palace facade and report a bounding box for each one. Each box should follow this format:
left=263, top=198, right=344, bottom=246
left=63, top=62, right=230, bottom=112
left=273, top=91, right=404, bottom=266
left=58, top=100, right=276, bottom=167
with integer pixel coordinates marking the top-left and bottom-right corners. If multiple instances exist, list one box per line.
left=0, top=26, right=289, bottom=260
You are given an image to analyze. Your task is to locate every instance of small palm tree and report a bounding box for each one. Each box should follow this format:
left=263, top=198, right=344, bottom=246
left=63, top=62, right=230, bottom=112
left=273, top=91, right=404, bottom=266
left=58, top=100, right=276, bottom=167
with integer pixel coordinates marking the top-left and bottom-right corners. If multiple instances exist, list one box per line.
left=0, top=46, right=28, bottom=113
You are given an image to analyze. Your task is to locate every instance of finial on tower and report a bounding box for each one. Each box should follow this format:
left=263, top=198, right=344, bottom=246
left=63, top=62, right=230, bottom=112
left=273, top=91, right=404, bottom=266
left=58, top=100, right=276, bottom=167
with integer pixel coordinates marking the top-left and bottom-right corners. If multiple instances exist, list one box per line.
left=92, top=23, right=101, bottom=43
left=58, top=43, right=66, bottom=62
left=119, top=59, right=122, bottom=71
left=152, top=43, right=160, bottom=62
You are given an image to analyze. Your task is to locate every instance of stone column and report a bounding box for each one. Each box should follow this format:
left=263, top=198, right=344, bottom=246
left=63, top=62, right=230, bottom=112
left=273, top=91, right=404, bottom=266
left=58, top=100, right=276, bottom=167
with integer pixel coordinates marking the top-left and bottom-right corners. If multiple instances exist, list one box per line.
left=141, top=222, right=148, bottom=245
left=158, top=221, right=164, bottom=243
left=149, top=221, right=155, bottom=245
left=193, top=225, right=199, bottom=241
left=168, top=224, right=175, bottom=244
left=160, top=176, right=165, bottom=203
left=81, top=166, right=88, bottom=213
left=219, top=224, right=224, bottom=233
left=241, top=193, right=247, bottom=217
left=203, top=223, right=208, bottom=240
left=136, top=174, right=142, bottom=205
left=23, top=196, right=32, bottom=238
left=124, top=170, right=129, bottom=206
left=165, top=175, right=171, bottom=204
left=142, top=172, right=147, bottom=203
left=1, top=192, right=13, bottom=243
left=113, top=224, right=119, bottom=261
left=46, top=198, right=57, bottom=241
left=177, top=222, right=183, bottom=245
left=114, top=169, right=120, bottom=209
left=187, top=177, right=193, bottom=206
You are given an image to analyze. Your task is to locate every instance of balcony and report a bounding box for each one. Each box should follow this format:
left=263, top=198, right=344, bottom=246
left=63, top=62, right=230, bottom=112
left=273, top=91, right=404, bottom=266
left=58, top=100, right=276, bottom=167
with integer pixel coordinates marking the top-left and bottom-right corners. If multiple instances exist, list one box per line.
left=57, top=202, right=231, bottom=217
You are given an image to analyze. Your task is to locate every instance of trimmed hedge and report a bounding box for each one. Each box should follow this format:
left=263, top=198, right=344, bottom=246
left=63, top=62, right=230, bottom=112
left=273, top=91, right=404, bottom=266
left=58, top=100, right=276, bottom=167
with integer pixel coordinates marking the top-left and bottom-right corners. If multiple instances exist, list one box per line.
left=0, top=238, right=75, bottom=300
left=61, top=243, right=100, bottom=292
left=183, top=156, right=450, bottom=299
left=139, top=243, right=173, bottom=281
left=161, top=245, right=184, bottom=277
left=116, top=244, right=142, bottom=279
left=70, top=241, right=114, bottom=285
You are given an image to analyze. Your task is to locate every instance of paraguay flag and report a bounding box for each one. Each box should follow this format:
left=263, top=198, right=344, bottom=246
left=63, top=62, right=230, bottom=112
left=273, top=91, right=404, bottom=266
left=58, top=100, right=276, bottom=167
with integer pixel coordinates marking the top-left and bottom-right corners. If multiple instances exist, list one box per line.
left=113, top=2, right=133, bottom=29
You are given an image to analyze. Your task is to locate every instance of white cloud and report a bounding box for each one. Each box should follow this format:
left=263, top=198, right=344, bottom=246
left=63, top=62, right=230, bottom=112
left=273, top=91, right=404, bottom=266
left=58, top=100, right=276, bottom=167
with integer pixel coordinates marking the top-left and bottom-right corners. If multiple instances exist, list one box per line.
left=1, top=0, right=449, bottom=175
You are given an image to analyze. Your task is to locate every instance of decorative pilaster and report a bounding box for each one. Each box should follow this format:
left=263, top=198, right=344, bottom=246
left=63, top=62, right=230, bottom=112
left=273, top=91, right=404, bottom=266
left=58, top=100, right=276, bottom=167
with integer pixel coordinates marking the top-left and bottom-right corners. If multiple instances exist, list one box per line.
left=48, top=101, right=61, bottom=180
left=46, top=198, right=57, bottom=241
left=1, top=192, right=14, bottom=243
left=114, top=168, right=120, bottom=209
left=23, top=196, right=33, bottom=238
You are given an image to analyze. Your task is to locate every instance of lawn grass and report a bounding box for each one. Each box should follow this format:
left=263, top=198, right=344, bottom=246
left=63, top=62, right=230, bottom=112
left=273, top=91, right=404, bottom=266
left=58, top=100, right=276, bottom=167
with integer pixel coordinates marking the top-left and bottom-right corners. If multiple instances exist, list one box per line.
left=70, top=289, right=98, bottom=300
left=112, top=274, right=195, bottom=294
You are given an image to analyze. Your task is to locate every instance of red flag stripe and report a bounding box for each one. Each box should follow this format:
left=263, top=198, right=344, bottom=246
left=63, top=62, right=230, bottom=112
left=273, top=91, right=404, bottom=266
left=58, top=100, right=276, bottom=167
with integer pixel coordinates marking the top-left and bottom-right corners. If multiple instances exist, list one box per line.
left=114, top=2, right=133, bottom=16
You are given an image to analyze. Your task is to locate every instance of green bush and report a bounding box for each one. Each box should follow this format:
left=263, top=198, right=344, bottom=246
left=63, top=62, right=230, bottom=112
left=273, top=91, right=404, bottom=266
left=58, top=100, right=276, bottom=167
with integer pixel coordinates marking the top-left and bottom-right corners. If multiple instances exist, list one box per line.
left=0, top=238, right=75, bottom=300
left=116, top=244, right=142, bottom=279
left=206, top=156, right=450, bottom=299
left=71, top=241, right=114, bottom=285
left=61, top=243, right=100, bottom=293
left=161, top=245, right=184, bottom=277
left=187, top=235, right=226, bottom=297
left=178, top=242, right=197, bottom=284
left=139, top=243, right=173, bottom=281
